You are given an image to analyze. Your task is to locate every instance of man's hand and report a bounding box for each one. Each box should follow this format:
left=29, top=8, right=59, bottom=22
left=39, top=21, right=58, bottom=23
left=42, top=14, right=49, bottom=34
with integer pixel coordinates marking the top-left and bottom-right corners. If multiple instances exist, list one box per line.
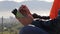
left=16, top=5, right=34, bottom=26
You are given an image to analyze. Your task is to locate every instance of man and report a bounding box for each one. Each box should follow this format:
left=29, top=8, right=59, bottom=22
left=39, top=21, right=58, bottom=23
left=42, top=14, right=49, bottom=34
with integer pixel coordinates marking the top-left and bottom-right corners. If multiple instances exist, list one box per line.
left=12, top=5, right=60, bottom=34
left=32, top=9, right=60, bottom=34
left=12, top=5, right=48, bottom=34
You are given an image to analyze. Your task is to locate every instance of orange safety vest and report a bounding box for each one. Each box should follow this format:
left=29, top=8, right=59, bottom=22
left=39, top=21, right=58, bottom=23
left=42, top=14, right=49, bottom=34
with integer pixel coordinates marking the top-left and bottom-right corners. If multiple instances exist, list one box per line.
left=50, top=0, right=60, bottom=19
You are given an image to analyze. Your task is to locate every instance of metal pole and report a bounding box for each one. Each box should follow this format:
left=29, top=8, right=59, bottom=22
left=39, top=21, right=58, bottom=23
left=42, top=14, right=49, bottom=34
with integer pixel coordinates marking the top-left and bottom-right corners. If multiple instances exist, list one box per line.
left=2, top=16, right=3, bottom=34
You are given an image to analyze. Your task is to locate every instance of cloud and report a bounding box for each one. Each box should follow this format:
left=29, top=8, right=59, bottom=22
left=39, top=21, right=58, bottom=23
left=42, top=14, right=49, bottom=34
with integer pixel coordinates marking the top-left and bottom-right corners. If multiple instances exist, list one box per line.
left=0, top=1, right=53, bottom=11
left=0, top=0, right=54, bottom=2
left=0, top=1, right=53, bottom=17
left=39, top=0, right=54, bottom=2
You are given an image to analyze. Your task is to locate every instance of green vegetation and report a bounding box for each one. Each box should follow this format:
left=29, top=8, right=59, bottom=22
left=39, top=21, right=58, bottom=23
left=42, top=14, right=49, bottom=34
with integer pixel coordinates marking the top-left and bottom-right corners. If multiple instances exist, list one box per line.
left=0, top=31, right=18, bottom=34
left=0, top=23, right=23, bottom=34
left=0, top=16, right=24, bottom=34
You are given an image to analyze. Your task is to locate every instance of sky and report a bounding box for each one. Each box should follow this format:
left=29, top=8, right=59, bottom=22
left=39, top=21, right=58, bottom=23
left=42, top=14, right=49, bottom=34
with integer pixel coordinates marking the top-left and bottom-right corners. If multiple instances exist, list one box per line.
left=0, top=0, right=54, bottom=18
left=0, top=0, right=54, bottom=2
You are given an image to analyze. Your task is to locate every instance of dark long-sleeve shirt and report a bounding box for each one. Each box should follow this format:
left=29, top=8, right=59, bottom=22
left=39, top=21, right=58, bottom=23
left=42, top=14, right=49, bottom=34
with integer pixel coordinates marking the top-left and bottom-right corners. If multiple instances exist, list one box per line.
left=19, top=26, right=48, bottom=34
left=32, top=16, right=60, bottom=34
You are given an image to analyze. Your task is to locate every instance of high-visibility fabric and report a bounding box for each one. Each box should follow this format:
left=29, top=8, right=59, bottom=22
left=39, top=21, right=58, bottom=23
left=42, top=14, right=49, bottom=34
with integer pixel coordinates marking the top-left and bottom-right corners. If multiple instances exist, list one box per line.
left=50, top=0, right=60, bottom=19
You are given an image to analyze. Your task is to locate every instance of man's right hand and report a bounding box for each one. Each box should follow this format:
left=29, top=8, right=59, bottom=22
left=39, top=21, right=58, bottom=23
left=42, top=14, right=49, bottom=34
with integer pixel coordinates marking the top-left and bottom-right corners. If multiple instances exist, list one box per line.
left=16, top=5, right=34, bottom=26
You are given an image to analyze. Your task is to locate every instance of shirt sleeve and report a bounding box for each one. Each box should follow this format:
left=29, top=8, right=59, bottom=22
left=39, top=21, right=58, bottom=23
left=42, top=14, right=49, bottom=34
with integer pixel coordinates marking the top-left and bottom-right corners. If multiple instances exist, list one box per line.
left=19, top=26, right=48, bottom=34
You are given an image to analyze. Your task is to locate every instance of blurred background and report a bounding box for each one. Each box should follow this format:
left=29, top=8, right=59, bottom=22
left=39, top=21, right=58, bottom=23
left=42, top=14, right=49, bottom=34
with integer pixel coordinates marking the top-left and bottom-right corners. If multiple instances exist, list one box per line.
left=0, top=0, right=54, bottom=34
